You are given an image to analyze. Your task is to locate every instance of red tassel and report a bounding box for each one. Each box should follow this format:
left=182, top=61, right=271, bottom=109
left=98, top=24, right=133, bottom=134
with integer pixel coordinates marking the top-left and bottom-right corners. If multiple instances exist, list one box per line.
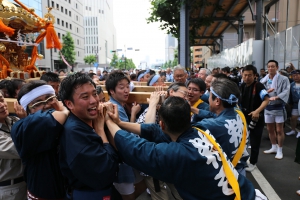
left=45, top=23, right=62, bottom=49
left=0, top=18, right=15, bottom=36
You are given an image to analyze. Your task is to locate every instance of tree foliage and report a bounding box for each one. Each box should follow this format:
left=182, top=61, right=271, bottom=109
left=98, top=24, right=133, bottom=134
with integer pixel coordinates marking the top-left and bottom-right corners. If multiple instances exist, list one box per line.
left=147, top=0, right=224, bottom=42
left=84, top=55, right=97, bottom=68
left=110, top=53, right=119, bottom=68
left=59, top=32, right=76, bottom=69
left=117, top=58, right=136, bottom=70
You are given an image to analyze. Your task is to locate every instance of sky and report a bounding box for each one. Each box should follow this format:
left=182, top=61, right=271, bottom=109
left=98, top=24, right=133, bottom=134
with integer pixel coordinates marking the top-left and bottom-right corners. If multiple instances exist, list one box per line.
left=113, top=0, right=167, bottom=68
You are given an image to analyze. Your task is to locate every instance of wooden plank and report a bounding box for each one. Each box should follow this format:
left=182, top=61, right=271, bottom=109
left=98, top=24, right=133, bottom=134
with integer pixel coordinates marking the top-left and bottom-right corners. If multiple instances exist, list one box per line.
left=100, top=85, right=168, bottom=92
left=25, top=78, right=40, bottom=83
left=104, top=91, right=151, bottom=104
left=5, top=92, right=152, bottom=113
left=6, top=98, right=16, bottom=113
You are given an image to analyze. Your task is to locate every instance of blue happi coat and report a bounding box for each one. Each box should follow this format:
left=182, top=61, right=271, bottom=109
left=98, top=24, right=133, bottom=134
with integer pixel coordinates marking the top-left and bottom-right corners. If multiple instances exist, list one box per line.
left=114, top=124, right=255, bottom=200
left=194, top=108, right=249, bottom=171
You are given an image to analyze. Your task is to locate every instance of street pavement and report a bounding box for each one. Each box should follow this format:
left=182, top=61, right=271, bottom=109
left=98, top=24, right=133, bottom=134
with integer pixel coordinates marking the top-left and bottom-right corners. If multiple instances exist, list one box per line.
left=137, top=124, right=300, bottom=200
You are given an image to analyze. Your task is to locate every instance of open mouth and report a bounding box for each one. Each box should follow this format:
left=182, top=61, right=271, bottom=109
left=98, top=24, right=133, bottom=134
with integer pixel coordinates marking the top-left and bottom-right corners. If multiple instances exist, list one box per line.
left=88, top=107, right=97, bottom=115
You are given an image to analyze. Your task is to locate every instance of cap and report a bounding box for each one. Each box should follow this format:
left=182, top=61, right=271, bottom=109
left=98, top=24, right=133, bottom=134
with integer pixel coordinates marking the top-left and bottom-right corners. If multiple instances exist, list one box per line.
left=291, top=70, right=300, bottom=75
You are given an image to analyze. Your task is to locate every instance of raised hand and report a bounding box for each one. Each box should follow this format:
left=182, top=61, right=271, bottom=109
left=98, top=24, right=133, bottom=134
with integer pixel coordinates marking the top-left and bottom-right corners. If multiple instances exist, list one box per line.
left=14, top=101, right=27, bottom=118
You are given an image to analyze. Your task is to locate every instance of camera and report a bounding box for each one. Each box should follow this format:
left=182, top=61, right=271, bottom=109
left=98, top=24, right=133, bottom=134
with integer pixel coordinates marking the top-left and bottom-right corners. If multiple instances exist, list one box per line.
left=248, top=118, right=258, bottom=129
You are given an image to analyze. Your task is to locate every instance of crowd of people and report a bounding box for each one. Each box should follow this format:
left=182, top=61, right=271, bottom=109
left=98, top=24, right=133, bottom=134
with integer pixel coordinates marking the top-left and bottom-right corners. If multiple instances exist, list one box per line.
left=2, top=59, right=298, bottom=199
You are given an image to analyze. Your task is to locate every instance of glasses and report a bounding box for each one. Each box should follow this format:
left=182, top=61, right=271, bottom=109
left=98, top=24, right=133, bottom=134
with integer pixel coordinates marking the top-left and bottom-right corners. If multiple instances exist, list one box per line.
left=188, top=88, right=200, bottom=92
left=28, top=95, right=57, bottom=109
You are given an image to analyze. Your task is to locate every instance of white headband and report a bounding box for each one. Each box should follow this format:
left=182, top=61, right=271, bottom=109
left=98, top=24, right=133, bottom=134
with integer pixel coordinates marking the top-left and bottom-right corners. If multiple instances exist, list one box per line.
left=20, top=85, right=55, bottom=111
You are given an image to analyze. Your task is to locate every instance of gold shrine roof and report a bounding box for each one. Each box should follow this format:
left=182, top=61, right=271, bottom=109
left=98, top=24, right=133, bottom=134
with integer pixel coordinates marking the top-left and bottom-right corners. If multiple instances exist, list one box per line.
left=0, top=0, right=44, bottom=33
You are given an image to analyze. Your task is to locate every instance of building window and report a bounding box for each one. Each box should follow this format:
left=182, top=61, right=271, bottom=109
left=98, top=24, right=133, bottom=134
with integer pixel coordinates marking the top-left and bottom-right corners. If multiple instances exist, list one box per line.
left=62, top=20, right=64, bottom=27
left=76, top=15, right=78, bottom=21
left=57, top=18, right=60, bottom=25
left=76, top=3, right=77, bottom=8
left=78, top=51, right=79, bottom=56
left=62, top=34, right=65, bottom=38
left=58, top=32, right=61, bottom=39
left=51, top=1, right=54, bottom=7
left=65, top=9, right=67, bottom=14
left=61, top=6, right=63, bottom=12
left=56, top=3, right=59, bottom=9
left=86, top=6, right=88, bottom=10
left=66, top=22, right=68, bottom=28
left=102, top=10, right=104, bottom=14
left=77, top=39, right=79, bottom=45
left=89, top=7, right=91, bottom=11
left=99, top=9, right=101, bottom=13
left=76, top=27, right=79, bottom=33
left=54, top=48, right=57, bottom=52
left=70, top=24, right=72, bottom=30
left=69, top=0, right=71, bottom=3
left=69, top=11, right=71, bottom=16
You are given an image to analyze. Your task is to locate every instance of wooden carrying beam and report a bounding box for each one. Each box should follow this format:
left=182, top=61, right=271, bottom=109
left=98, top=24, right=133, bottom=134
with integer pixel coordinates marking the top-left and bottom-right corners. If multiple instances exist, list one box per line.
left=101, top=86, right=168, bottom=92
left=5, top=92, right=152, bottom=113
left=104, top=91, right=150, bottom=104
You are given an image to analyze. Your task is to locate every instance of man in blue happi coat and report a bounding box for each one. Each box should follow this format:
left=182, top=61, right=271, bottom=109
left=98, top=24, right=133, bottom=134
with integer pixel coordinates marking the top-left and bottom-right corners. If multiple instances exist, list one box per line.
left=11, top=80, right=69, bottom=199
left=104, top=96, right=267, bottom=200
left=59, top=73, right=119, bottom=199
left=193, top=78, right=249, bottom=176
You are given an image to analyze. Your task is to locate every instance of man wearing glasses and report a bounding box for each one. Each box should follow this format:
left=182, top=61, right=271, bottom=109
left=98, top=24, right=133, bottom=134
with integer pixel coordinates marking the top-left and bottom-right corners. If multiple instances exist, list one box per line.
left=11, top=80, right=69, bottom=199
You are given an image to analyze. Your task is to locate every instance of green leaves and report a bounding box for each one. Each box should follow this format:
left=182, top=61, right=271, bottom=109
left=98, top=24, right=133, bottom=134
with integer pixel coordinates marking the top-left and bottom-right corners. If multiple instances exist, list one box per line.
left=147, top=0, right=224, bottom=41
left=83, top=55, right=96, bottom=65
left=59, top=32, right=76, bottom=67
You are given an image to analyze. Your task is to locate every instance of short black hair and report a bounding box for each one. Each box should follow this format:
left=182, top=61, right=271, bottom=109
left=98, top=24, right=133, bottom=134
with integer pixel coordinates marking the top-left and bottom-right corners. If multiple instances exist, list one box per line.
left=187, top=78, right=206, bottom=92
left=212, top=73, right=228, bottom=79
left=0, top=80, right=14, bottom=98
left=268, top=60, right=278, bottom=66
left=105, top=70, right=129, bottom=96
left=40, top=72, right=60, bottom=83
left=130, top=73, right=137, bottom=81
left=59, top=73, right=96, bottom=107
left=158, top=96, right=190, bottom=134
left=96, top=85, right=103, bottom=95
left=242, top=65, right=257, bottom=75
left=88, top=73, right=96, bottom=79
left=221, top=66, right=230, bottom=73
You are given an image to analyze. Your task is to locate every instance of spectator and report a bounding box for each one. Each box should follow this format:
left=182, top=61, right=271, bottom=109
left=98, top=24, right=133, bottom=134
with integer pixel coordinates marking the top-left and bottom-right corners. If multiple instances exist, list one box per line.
left=198, top=68, right=211, bottom=81
left=240, top=65, right=269, bottom=171
left=166, top=68, right=173, bottom=82
left=201, top=74, right=213, bottom=103
left=260, top=60, right=290, bottom=160
left=173, top=65, right=188, bottom=85
left=286, top=70, right=300, bottom=138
